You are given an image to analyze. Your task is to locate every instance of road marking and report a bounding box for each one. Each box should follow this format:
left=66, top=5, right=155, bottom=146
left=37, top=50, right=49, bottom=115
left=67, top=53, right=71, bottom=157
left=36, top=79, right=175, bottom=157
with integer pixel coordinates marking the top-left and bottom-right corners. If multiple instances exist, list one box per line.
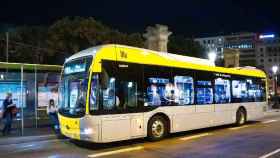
left=179, top=133, right=212, bottom=141
left=259, top=148, right=280, bottom=158
left=88, top=146, right=144, bottom=158
left=228, top=125, right=251, bottom=130
left=262, top=119, right=278, bottom=124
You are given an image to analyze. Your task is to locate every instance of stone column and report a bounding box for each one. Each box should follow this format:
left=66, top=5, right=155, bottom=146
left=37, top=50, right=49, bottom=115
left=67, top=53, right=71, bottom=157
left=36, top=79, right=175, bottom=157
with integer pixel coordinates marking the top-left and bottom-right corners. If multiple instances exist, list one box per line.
left=143, top=24, right=172, bottom=52
left=223, top=48, right=240, bottom=67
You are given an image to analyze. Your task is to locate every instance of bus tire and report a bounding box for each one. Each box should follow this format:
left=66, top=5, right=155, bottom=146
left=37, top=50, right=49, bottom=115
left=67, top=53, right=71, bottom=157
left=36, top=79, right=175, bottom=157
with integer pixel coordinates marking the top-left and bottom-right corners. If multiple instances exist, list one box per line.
left=236, top=108, right=247, bottom=126
left=147, top=115, right=168, bottom=141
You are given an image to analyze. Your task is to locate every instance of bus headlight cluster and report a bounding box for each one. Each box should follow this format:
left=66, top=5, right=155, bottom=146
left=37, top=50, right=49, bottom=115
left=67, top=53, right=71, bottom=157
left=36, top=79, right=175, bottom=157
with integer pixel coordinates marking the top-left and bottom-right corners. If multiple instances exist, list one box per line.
left=82, top=128, right=93, bottom=135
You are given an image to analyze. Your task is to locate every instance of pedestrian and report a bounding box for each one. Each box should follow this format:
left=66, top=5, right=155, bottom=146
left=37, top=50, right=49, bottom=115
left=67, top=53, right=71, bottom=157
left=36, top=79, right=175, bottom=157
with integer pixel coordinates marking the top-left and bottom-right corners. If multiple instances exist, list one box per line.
left=2, top=93, right=16, bottom=136
left=47, top=99, right=59, bottom=133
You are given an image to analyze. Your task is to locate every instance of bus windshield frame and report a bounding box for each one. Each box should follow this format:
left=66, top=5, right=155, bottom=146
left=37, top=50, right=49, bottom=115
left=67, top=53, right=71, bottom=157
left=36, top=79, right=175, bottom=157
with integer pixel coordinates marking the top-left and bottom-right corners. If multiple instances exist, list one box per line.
left=59, top=56, right=92, bottom=118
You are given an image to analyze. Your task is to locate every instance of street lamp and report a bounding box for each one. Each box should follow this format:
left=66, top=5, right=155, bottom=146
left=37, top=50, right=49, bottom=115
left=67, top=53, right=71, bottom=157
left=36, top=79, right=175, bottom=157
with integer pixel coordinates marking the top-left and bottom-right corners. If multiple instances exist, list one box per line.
left=208, top=51, right=217, bottom=63
left=272, top=65, right=278, bottom=107
left=272, top=65, right=278, bottom=92
left=272, top=65, right=278, bottom=75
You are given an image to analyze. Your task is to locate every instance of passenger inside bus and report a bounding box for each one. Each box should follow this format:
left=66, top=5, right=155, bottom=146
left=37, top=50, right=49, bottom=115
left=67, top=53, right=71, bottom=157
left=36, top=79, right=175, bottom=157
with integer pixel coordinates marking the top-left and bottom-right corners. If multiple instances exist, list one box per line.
left=106, top=89, right=120, bottom=110
left=150, top=84, right=161, bottom=106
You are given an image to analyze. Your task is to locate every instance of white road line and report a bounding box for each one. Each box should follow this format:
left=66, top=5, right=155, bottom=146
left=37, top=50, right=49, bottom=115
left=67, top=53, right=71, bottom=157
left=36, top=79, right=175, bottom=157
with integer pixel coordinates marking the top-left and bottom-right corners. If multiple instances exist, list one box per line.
left=259, top=148, right=280, bottom=158
left=179, top=133, right=212, bottom=141
left=228, top=125, right=251, bottom=130
left=88, top=146, right=144, bottom=158
left=262, top=120, right=278, bottom=124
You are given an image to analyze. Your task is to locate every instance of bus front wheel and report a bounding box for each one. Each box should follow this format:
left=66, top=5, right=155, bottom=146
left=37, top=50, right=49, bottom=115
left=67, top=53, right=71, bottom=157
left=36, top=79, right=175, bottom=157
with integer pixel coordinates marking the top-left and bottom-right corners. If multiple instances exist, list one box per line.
left=147, top=116, right=168, bottom=141
left=236, top=108, right=247, bottom=126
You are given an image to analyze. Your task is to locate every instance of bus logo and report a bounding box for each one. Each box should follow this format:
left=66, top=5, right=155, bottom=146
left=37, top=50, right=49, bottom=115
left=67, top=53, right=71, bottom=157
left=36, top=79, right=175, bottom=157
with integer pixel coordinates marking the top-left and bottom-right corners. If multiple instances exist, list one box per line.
left=120, top=51, right=127, bottom=58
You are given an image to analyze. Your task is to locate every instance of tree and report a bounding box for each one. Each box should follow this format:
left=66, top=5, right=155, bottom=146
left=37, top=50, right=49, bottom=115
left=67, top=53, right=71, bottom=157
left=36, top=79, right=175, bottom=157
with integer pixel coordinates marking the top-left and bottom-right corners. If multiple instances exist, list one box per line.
left=0, top=26, right=50, bottom=64
left=47, top=16, right=145, bottom=60
left=168, top=35, right=205, bottom=58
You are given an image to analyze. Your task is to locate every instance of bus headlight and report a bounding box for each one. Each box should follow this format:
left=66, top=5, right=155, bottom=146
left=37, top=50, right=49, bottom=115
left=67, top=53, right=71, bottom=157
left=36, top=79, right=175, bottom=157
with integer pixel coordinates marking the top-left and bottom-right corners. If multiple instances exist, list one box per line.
left=81, top=128, right=93, bottom=135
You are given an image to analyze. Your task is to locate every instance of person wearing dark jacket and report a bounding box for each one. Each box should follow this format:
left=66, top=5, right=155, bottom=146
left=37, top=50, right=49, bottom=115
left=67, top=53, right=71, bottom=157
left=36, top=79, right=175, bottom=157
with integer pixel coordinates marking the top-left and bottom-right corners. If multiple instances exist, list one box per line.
left=2, top=93, right=15, bottom=136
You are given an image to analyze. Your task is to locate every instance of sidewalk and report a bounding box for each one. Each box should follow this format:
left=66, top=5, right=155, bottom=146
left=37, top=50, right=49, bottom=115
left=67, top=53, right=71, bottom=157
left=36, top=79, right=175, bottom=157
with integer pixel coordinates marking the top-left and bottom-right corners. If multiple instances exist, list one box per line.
left=0, top=134, right=57, bottom=146
left=265, top=109, right=280, bottom=117
left=0, top=126, right=59, bottom=146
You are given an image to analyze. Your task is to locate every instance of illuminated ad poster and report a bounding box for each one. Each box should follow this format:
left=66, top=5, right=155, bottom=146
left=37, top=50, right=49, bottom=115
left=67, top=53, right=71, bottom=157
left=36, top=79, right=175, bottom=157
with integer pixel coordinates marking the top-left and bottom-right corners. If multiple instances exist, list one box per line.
left=38, top=83, right=58, bottom=107
left=0, top=82, right=26, bottom=109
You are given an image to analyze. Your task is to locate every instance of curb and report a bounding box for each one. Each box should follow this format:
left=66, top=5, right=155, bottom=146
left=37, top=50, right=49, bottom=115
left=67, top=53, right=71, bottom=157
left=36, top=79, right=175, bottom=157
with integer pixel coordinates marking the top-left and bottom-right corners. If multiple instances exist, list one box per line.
left=264, top=109, right=280, bottom=117
left=0, top=134, right=58, bottom=146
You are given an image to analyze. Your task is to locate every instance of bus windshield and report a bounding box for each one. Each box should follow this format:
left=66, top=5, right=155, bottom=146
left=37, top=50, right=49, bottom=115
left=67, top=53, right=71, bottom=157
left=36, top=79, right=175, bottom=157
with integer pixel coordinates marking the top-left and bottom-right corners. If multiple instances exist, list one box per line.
left=59, top=57, right=92, bottom=117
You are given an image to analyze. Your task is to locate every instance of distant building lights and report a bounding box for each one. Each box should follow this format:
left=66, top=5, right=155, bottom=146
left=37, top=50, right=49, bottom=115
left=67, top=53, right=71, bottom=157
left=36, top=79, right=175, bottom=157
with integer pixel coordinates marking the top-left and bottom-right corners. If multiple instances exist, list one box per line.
left=259, top=34, right=275, bottom=39
left=208, top=51, right=217, bottom=63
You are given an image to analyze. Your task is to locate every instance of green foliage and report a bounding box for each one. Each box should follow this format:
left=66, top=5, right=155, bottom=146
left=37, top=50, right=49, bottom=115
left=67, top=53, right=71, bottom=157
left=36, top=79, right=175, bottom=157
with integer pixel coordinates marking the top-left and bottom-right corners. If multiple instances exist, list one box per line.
left=0, top=17, right=145, bottom=64
left=0, top=16, right=203, bottom=64
left=47, top=16, right=144, bottom=57
left=168, top=35, right=205, bottom=58
left=0, top=26, right=49, bottom=64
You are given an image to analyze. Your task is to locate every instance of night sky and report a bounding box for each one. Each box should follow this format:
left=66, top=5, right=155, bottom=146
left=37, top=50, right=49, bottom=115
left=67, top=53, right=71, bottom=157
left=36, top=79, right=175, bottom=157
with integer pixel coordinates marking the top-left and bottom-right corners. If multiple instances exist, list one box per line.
left=0, top=0, right=279, bottom=37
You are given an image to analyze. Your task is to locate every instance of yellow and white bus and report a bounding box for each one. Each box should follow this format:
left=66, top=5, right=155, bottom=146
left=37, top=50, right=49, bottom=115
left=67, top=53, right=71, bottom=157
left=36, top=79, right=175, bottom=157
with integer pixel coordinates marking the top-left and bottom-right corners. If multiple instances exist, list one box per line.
left=58, top=44, right=267, bottom=143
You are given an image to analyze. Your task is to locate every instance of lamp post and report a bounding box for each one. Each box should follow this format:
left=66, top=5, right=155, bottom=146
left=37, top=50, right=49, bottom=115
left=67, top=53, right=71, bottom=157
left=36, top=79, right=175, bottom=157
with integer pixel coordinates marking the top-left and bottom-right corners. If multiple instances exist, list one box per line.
left=6, top=32, right=9, bottom=63
left=272, top=65, right=278, bottom=94
left=208, top=51, right=217, bottom=64
left=272, top=65, right=278, bottom=107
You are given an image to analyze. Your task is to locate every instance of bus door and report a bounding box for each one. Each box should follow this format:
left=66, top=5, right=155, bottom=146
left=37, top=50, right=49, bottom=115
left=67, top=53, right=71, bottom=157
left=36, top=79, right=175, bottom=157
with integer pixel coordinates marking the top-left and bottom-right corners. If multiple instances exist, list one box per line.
left=116, top=48, right=145, bottom=138
left=100, top=51, right=144, bottom=141
left=99, top=60, right=130, bottom=142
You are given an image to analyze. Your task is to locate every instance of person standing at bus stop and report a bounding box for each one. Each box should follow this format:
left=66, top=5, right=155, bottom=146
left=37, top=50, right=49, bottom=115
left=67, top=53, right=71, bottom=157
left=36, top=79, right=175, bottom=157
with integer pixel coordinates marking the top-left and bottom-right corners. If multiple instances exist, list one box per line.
left=2, top=93, right=16, bottom=136
left=47, top=99, right=59, bottom=133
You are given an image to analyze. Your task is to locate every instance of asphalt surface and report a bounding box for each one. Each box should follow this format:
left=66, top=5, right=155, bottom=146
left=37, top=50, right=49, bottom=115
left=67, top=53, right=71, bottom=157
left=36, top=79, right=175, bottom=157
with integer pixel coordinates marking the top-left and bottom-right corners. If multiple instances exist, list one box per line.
left=1, top=114, right=280, bottom=158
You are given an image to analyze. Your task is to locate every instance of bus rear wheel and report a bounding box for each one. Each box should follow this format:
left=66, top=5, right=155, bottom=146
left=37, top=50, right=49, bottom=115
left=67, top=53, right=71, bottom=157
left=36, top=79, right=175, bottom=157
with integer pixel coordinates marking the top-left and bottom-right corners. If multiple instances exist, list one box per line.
left=148, top=116, right=168, bottom=141
left=236, top=108, right=246, bottom=126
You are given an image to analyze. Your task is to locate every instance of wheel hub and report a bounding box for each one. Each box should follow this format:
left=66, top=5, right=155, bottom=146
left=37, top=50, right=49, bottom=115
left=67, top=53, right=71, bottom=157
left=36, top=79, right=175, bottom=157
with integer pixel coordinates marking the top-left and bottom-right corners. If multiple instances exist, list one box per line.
left=152, top=120, right=164, bottom=138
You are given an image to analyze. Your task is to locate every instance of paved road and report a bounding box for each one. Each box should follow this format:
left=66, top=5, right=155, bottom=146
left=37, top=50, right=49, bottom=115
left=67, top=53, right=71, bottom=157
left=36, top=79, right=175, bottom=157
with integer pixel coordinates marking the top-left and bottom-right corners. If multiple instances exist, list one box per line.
left=1, top=115, right=280, bottom=158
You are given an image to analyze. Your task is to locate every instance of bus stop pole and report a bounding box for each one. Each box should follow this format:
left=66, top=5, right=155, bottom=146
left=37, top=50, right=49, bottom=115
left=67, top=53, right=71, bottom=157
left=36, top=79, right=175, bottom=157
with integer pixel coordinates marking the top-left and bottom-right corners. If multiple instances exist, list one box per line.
left=21, top=65, right=24, bottom=135
left=35, top=67, right=38, bottom=128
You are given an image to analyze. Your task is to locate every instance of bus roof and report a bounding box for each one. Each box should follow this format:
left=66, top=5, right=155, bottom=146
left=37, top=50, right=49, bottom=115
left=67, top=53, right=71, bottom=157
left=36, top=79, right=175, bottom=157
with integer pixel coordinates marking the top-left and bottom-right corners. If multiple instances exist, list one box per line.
left=68, top=44, right=267, bottom=78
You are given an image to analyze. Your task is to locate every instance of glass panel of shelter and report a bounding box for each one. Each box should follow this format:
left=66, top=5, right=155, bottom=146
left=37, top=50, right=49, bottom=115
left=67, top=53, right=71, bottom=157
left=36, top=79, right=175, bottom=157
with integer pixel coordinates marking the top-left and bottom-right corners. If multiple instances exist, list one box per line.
left=0, top=65, right=61, bottom=137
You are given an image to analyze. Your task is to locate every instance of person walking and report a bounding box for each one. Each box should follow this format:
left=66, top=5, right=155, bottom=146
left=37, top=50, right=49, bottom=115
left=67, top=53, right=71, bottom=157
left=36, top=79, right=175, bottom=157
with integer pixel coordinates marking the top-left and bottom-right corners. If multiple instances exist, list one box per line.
left=47, top=99, right=59, bottom=133
left=2, top=93, right=16, bottom=136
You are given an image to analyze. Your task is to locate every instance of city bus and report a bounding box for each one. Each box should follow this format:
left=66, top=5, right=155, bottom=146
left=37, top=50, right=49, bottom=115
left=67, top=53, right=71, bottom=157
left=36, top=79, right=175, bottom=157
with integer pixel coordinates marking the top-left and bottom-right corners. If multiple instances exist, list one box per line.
left=58, top=44, right=267, bottom=143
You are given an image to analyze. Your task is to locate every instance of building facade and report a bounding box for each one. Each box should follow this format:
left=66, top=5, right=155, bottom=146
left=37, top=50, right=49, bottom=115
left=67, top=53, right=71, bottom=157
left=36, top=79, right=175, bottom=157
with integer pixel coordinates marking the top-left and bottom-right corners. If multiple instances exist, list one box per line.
left=195, top=32, right=279, bottom=70
left=194, top=36, right=224, bottom=59
left=256, top=35, right=280, bottom=77
left=223, top=32, right=257, bottom=67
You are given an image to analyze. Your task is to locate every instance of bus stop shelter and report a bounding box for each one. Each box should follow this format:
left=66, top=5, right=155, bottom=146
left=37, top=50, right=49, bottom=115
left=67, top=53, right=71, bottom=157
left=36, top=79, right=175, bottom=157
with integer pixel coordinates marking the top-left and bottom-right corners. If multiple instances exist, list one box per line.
left=0, top=62, right=62, bottom=136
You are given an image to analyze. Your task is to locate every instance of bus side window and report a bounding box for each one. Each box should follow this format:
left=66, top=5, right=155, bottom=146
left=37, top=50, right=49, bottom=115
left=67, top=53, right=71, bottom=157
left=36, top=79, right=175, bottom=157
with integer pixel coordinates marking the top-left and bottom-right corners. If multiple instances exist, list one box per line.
left=214, top=78, right=231, bottom=104
left=102, top=77, right=116, bottom=110
left=174, top=76, right=194, bottom=105
left=196, top=80, right=213, bottom=104
left=144, top=66, right=173, bottom=106
left=247, top=78, right=266, bottom=102
left=232, top=79, right=248, bottom=102
left=90, top=75, right=99, bottom=111
left=101, top=61, right=118, bottom=111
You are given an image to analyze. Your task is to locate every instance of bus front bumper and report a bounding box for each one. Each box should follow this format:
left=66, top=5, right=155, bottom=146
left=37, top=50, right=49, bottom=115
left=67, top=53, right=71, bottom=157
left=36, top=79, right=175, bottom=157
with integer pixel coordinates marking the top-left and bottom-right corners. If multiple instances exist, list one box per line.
left=59, top=114, right=99, bottom=142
